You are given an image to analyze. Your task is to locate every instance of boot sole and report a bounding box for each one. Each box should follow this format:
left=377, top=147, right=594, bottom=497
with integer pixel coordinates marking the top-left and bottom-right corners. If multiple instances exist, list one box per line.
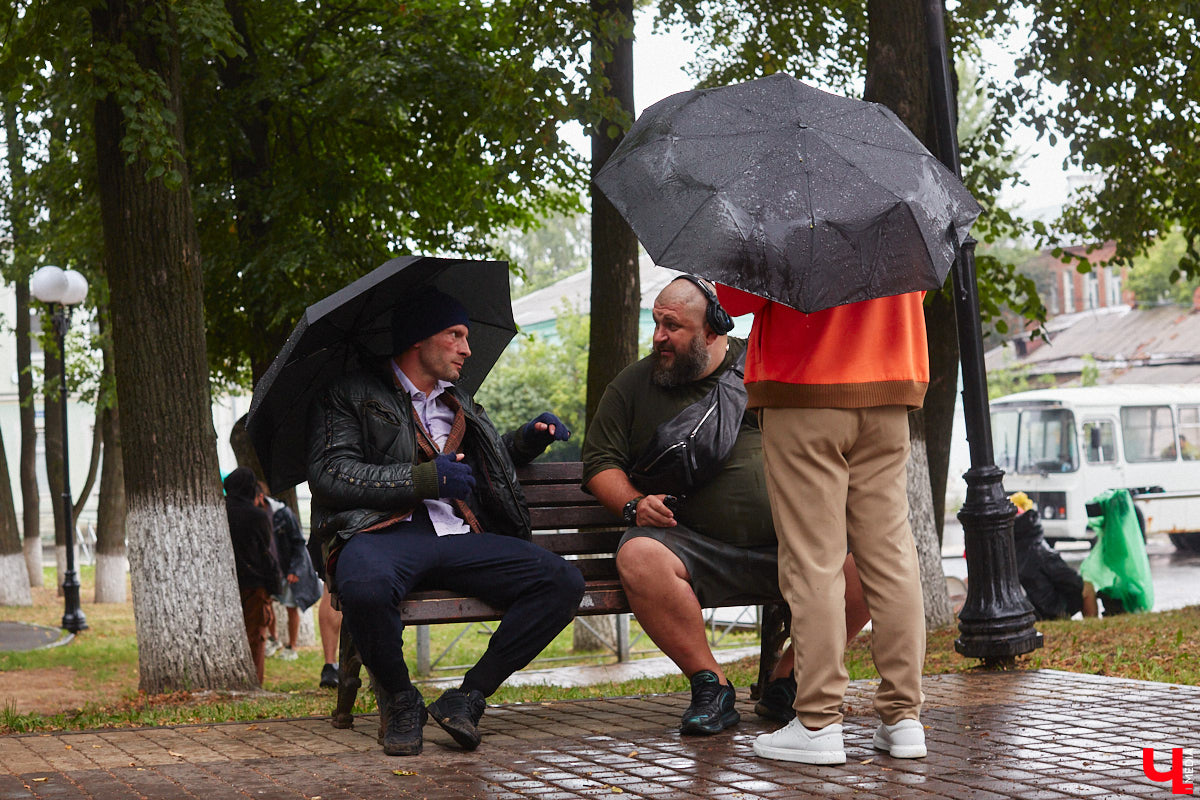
left=680, top=708, right=740, bottom=736
left=753, top=701, right=794, bottom=725
left=430, top=714, right=481, bottom=750
left=753, top=740, right=846, bottom=764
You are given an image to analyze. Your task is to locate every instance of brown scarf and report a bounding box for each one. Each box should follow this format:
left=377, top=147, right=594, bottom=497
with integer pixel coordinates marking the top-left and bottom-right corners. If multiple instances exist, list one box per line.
left=409, top=391, right=483, bottom=534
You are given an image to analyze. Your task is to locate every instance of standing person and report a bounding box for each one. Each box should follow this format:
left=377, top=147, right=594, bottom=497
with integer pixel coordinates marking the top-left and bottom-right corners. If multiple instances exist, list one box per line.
left=582, top=276, right=871, bottom=735
left=223, top=467, right=282, bottom=685
left=258, top=482, right=322, bottom=661
left=716, top=284, right=929, bottom=764
left=307, top=287, right=585, bottom=757
left=317, top=585, right=343, bottom=688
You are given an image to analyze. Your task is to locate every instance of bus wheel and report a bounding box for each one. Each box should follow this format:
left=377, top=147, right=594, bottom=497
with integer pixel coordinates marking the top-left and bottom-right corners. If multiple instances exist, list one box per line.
left=1134, top=506, right=1148, bottom=542
left=1169, top=533, right=1200, bottom=553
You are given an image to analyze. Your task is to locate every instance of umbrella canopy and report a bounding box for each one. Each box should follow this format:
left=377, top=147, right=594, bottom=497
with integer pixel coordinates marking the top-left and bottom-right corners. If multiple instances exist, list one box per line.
left=246, top=256, right=516, bottom=491
left=594, top=73, right=982, bottom=314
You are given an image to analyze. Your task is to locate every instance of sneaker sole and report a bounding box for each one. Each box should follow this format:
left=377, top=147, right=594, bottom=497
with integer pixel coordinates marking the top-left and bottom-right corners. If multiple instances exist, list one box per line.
left=680, top=708, right=740, bottom=736
left=429, top=713, right=481, bottom=750
left=753, top=740, right=846, bottom=764
left=872, top=732, right=927, bottom=758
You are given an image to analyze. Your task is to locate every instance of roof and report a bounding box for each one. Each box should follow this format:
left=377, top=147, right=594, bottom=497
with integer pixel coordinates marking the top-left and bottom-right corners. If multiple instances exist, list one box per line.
left=510, top=258, right=682, bottom=327
left=985, top=304, right=1200, bottom=385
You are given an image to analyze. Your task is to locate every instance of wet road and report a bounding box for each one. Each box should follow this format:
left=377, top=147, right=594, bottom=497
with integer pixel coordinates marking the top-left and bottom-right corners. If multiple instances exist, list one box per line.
left=941, top=522, right=1200, bottom=613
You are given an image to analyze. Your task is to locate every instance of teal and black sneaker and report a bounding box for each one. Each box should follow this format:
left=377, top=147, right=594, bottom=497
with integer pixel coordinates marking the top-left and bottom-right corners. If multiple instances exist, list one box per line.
left=680, top=670, right=740, bottom=735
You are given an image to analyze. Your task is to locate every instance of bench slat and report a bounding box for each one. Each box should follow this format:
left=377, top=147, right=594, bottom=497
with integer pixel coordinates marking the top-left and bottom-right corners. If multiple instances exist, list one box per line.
left=530, top=506, right=617, bottom=530
left=401, top=582, right=627, bottom=623
left=531, top=529, right=624, bottom=555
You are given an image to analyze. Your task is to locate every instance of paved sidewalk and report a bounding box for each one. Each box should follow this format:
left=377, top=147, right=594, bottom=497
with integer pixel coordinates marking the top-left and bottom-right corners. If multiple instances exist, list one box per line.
left=1, top=669, right=1196, bottom=799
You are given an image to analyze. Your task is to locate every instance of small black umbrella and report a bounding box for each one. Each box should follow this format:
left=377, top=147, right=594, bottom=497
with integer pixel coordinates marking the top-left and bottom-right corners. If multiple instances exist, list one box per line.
left=246, top=255, right=516, bottom=491
left=594, top=73, right=982, bottom=314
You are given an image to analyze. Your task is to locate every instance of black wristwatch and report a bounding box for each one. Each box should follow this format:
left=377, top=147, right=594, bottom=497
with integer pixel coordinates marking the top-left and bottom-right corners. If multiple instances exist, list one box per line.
left=622, top=495, right=645, bottom=526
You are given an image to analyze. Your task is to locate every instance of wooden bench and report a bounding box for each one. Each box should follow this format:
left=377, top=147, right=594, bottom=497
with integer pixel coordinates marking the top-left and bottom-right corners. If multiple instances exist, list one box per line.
left=331, top=461, right=789, bottom=727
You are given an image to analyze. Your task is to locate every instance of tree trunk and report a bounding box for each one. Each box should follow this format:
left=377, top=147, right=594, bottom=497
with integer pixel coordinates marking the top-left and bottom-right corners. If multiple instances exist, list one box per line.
left=923, top=289, right=960, bottom=541
left=0, top=424, right=32, bottom=606
left=72, top=421, right=103, bottom=521
left=42, top=325, right=66, bottom=596
left=91, top=0, right=255, bottom=691
left=582, top=0, right=638, bottom=653
left=3, top=100, right=42, bottom=588
left=865, top=0, right=952, bottom=624
left=95, top=308, right=128, bottom=604
left=908, top=411, right=954, bottom=628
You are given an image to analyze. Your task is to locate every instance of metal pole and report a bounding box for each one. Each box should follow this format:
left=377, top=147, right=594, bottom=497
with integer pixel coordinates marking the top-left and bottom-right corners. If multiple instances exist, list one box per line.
left=924, top=0, right=1039, bottom=662
left=56, top=305, right=87, bottom=634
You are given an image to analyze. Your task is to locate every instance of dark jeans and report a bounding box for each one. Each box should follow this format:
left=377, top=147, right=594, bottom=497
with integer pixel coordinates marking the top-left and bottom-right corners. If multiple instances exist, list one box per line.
left=335, top=512, right=585, bottom=696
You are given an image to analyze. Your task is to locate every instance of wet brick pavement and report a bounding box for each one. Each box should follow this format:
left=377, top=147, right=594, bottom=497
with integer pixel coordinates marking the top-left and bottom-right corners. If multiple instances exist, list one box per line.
left=0, top=669, right=1197, bottom=799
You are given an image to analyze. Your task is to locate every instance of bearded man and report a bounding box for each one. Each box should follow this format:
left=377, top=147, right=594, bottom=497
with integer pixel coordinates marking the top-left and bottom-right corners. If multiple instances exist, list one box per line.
left=581, top=276, right=870, bottom=737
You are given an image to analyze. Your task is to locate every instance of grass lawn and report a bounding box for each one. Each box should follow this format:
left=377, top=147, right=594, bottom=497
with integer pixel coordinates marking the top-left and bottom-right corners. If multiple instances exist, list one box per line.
left=2, top=565, right=1198, bottom=734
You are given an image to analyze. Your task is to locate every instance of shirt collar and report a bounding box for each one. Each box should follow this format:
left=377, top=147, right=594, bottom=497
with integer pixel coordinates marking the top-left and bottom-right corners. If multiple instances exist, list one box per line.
left=391, top=361, right=452, bottom=402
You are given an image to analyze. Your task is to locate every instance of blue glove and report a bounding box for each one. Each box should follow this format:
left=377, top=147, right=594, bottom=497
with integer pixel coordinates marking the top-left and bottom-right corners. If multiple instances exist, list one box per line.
left=433, top=454, right=475, bottom=500
left=519, top=412, right=572, bottom=451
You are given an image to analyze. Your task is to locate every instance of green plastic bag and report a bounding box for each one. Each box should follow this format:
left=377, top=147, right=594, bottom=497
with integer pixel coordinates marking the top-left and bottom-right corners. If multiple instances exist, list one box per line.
left=1081, top=489, right=1154, bottom=613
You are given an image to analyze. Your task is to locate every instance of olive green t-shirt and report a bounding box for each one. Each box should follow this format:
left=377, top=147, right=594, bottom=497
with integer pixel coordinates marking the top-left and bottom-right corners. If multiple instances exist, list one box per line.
left=581, top=338, right=775, bottom=548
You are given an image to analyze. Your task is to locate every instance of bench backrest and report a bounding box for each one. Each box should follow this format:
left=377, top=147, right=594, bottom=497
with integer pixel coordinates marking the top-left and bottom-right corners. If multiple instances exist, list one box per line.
left=399, top=461, right=627, bottom=623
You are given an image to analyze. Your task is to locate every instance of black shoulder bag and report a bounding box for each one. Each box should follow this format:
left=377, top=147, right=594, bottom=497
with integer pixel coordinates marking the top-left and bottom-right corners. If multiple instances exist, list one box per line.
left=629, top=349, right=748, bottom=497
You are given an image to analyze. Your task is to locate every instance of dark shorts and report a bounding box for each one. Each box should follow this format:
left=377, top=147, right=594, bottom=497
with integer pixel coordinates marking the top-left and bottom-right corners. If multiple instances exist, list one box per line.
left=618, top=524, right=783, bottom=608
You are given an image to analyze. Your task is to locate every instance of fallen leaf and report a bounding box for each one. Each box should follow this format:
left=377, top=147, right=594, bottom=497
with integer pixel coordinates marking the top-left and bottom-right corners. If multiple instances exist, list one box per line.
left=392, top=770, right=417, bottom=777
left=860, top=758, right=874, bottom=764
left=92, top=745, right=102, bottom=749
left=627, top=751, right=638, bottom=757
left=32, top=778, right=47, bottom=783
left=611, top=789, right=623, bottom=794
left=64, top=745, right=72, bottom=750
left=168, top=751, right=184, bottom=758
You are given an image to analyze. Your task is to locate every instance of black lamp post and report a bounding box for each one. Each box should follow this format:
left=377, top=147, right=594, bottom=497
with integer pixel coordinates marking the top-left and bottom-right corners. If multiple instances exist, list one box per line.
left=924, top=1, right=1042, bottom=662
left=31, top=265, right=89, bottom=634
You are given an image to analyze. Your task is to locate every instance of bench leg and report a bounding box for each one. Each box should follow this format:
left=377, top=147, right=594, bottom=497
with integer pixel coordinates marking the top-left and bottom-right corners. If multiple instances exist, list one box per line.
left=332, top=625, right=363, bottom=729
left=753, top=602, right=792, bottom=701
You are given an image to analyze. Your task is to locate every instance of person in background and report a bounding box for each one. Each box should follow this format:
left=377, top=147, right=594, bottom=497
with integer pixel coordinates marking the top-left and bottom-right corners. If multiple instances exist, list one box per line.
left=257, top=481, right=322, bottom=662
left=317, top=585, right=343, bottom=688
left=223, top=467, right=282, bottom=685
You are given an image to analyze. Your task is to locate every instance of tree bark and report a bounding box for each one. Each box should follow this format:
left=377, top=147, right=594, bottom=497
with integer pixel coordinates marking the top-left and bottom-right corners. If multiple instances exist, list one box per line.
left=91, top=0, right=255, bottom=691
left=3, top=100, right=41, bottom=592
left=585, top=0, right=639, bottom=429
left=0, top=426, right=31, bottom=605
left=42, top=324, right=66, bottom=595
left=72, top=421, right=103, bottom=521
left=582, top=0, right=639, bottom=653
left=95, top=307, right=128, bottom=603
left=864, top=0, right=952, bottom=627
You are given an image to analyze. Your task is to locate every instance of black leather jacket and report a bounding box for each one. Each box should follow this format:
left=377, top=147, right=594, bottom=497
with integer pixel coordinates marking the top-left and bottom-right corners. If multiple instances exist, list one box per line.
left=306, top=365, right=539, bottom=577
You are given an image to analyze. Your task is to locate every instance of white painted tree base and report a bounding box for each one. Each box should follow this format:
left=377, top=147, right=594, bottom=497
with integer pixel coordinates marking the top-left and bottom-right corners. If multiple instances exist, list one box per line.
left=23, top=537, right=43, bottom=587
left=0, top=552, right=32, bottom=606
left=94, top=552, right=129, bottom=603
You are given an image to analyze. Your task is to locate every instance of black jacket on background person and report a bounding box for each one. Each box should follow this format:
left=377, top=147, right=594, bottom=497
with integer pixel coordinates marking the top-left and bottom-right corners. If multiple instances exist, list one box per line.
left=306, top=363, right=540, bottom=583
left=1013, top=509, right=1084, bottom=620
left=223, top=468, right=282, bottom=595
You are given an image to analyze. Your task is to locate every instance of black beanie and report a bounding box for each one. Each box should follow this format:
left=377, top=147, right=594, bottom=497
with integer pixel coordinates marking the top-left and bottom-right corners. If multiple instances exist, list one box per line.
left=390, top=288, right=471, bottom=355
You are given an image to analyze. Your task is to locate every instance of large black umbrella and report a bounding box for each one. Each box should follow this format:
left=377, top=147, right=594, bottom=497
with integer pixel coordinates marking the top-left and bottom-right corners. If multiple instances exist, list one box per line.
left=246, top=256, right=516, bottom=491
left=594, top=73, right=982, bottom=314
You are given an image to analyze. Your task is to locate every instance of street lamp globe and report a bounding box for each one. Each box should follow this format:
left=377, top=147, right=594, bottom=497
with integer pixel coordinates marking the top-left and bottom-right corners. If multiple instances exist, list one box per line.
left=61, top=270, right=89, bottom=306
left=30, top=266, right=69, bottom=305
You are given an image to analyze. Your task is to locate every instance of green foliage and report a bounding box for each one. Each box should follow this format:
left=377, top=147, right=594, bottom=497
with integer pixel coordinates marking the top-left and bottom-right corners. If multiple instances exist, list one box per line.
left=1013, top=1, right=1200, bottom=281
left=1079, top=354, right=1099, bottom=387
left=476, top=303, right=589, bottom=461
left=490, top=212, right=591, bottom=298
left=1125, top=229, right=1200, bottom=306
left=987, top=362, right=1055, bottom=400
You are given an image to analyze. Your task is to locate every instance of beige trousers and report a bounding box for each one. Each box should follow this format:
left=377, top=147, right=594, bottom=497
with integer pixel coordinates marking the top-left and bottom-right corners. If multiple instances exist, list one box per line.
left=761, top=406, right=925, bottom=728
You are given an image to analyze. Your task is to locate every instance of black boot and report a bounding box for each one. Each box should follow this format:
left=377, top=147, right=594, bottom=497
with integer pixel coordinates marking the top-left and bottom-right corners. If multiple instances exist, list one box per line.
left=427, top=687, right=487, bottom=750
left=374, top=685, right=427, bottom=756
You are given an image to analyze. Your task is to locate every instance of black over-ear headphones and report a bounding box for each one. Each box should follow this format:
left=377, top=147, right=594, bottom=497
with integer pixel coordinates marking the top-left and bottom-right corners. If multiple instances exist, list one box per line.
left=673, top=274, right=734, bottom=334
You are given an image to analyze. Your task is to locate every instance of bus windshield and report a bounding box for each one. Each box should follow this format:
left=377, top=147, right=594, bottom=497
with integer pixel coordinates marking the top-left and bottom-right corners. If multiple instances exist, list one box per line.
left=990, top=406, right=1078, bottom=474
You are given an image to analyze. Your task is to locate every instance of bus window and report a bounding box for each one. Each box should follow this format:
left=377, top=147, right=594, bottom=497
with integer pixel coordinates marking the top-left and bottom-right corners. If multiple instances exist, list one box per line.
left=1121, top=405, right=1177, bottom=462
left=992, top=409, right=1020, bottom=471
left=1180, top=406, right=1200, bottom=461
left=1015, top=408, right=1077, bottom=474
left=1082, top=420, right=1117, bottom=463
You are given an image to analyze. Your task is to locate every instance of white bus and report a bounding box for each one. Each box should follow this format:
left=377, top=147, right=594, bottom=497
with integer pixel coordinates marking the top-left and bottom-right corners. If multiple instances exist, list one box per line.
left=990, top=384, right=1200, bottom=551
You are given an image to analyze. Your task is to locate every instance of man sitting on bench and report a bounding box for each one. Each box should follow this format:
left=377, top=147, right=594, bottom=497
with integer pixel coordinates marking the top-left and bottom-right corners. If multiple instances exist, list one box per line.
left=307, top=288, right=584, bottom=757
left=582, top=275, right=870, bottom=735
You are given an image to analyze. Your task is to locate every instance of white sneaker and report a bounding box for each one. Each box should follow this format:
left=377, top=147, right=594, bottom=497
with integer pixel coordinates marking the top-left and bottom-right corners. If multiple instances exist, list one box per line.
left=872, top=719, right=927, bottom=758
left=264, top=638, right=281, bottom=657
left=753, top=718, right=845, bottom=764
left=276, top=647, right=298, bottom=661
